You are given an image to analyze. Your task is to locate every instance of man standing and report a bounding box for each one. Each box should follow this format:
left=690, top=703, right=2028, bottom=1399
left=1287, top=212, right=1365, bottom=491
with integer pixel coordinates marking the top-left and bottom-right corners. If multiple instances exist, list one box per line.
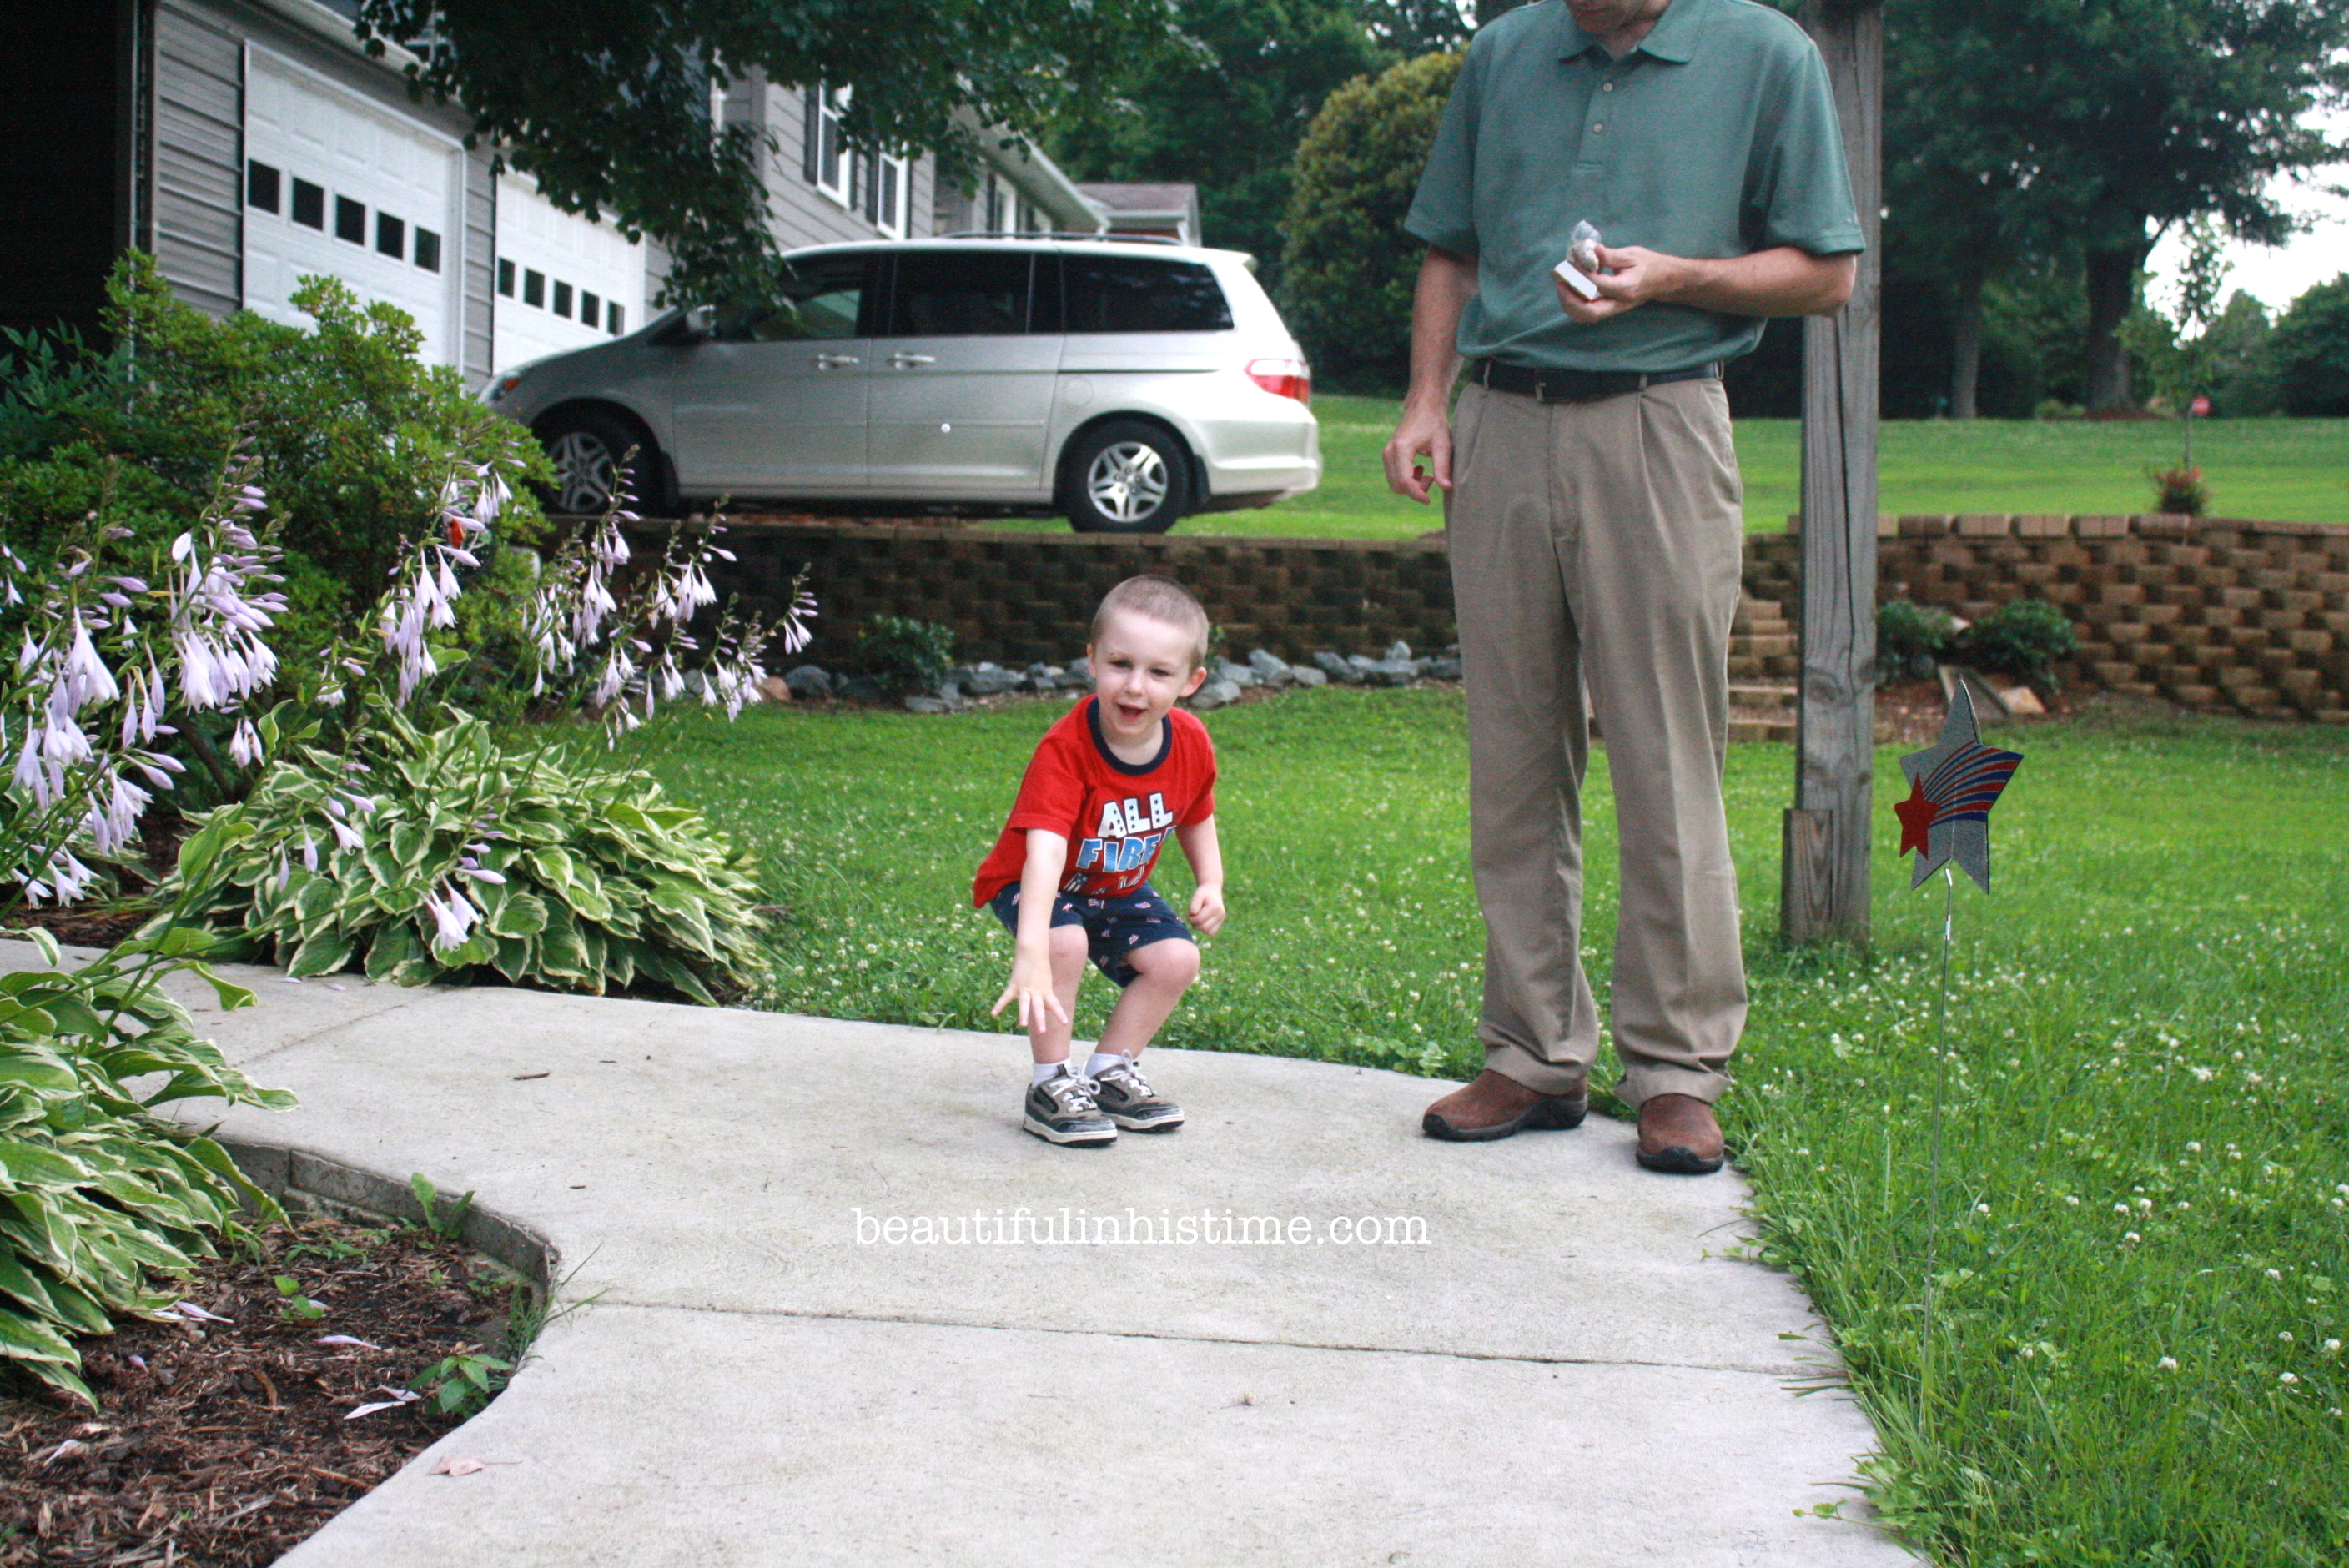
left=1386, top=0, right=1862, bottom=1172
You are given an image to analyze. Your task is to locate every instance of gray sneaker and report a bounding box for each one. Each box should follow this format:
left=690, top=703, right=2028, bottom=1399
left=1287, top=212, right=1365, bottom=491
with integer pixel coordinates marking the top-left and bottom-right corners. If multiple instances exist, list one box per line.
left=1089, top=1058, right=1185, bottom=1133
left=1024, top=1069, right=1116, bottom=1146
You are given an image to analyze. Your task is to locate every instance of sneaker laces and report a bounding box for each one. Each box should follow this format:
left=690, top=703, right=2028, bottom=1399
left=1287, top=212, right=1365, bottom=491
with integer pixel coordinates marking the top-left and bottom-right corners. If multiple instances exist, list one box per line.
left=1039, top=1071, right=1099, bottom=1113
left=1097, top=1061, right=1151, bottom=1099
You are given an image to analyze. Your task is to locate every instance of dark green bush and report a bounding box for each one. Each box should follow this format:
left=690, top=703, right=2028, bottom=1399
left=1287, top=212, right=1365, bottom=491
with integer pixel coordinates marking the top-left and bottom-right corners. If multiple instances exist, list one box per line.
left=2268, top=272, right=2349, bottom=417
left=854, top=615, right=956, bottom=696
left=1280, top=52, right=1462, bottom=393
left=1961, top=599, right=2077, bottom=689
left=1876, top=599, right=1956, bottom=681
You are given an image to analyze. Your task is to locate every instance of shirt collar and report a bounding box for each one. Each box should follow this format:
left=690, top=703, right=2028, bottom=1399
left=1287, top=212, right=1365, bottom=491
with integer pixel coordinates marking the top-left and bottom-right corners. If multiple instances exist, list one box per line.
left=1558, top=0, right=1716, bottom=65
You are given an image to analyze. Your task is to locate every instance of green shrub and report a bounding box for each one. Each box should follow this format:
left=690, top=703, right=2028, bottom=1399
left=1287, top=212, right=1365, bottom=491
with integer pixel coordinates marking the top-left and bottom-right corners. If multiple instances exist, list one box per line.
left=1961, top=599, right=2077, bottom=688
left=0, top=924, right=292, bottom=1404
left=2148, top=464, right=2208, bottom=515
left=1280, top=52, right=1463, bottom=393
left=1876, top=599, right=1956, bottom=681
left=176, top=711, right=773, bottom=1003
left=853, top=615, right=955, bottom=696
left=2268, top=271, right=2349, bottom=417
left=0, top=254, right=556, bottom=662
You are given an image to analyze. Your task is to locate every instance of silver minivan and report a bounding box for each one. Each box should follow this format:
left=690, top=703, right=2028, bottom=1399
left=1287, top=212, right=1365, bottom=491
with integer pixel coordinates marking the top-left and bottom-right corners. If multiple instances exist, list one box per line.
left=485, top=238, right=1320, bottom=533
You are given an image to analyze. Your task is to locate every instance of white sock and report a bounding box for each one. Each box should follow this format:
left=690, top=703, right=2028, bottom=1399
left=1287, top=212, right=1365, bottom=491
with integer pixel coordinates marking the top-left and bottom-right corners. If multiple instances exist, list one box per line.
left=1033, top=1061, right=1072, bottom=1085
left=1086, top=1052, right=1129, bottom=1078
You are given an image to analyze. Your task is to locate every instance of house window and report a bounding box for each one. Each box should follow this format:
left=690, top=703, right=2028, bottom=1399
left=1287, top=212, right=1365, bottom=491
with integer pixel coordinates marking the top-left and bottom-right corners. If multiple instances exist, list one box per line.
left=553, top=280, right=573, bottom=318
left=415, top=228, right=441, bottom=273
left=581, top=290, right=600, bottom=328
left=246, top=161, right=280, bottom=214
left=804, top=87, right=847, bottom=200
left=375, top=212, right=405, bottom=259
left=497, top=258, right=516, bottom=296
left=606, top=301, right=625, bottom=334
left=291, top=178, right=325, bottom=229
left=523, top=269, right=545, bottom=308
left=983, top=175, right=1003, bottom=234
left=334, top=196, right=366, bottom=244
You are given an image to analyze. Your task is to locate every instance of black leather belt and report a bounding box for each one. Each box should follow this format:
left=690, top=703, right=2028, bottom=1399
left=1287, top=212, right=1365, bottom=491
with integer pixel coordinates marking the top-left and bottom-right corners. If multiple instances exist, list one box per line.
left=1470, top=358, right=1723, bottom=404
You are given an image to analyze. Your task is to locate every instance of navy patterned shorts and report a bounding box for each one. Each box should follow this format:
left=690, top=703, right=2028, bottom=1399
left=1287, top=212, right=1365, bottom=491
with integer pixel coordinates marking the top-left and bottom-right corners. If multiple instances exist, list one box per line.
left=987, top=883, right=1195, bottom=988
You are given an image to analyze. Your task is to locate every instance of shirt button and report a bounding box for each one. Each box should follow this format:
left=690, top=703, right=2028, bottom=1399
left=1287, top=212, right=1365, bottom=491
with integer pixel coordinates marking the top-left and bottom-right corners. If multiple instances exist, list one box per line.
left=1602, top=81, right=1615, bottom=91
left=1592, top=123, right=1606, bottom=133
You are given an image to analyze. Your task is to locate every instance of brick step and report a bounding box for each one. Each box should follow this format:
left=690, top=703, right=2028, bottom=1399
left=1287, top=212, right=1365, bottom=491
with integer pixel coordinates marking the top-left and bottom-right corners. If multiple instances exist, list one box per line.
left=1736, top=632, right=1797, bottom=659
left=1727, top=653, right=1802, bottom=681
left=1728, top=716, right=1796, bottom=744
left=1733, top=598, right=1788, bottom=635
left=1728, top=683, right=1796, bottom=711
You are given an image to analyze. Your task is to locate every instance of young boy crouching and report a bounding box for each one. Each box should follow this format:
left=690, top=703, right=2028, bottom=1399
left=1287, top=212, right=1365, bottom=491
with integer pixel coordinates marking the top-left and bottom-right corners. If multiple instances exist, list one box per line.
left=972, top=577, right=1225, bottom=1145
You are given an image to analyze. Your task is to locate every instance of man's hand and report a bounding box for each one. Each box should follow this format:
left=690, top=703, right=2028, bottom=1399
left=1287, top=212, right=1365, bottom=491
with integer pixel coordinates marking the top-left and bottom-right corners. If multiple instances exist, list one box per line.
left=1553, top=243, right=1857, bottom=322
left=1188, top=882, right=1226, bottom=937
left=1383, top=404, right=1452, bottom=504
left=990, top=948, right=1069, bottom=1033
left=1555, top=244, right=1682, bottom=323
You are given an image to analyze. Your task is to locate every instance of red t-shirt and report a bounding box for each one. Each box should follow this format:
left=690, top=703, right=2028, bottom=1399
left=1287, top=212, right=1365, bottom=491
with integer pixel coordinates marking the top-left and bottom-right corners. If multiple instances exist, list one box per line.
left=972, top=697, right=1218, bottom=906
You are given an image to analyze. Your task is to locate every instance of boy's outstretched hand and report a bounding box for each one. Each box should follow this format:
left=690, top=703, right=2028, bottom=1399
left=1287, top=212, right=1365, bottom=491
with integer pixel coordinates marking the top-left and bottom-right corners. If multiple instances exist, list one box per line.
left=991, top=951, right=1069, bottom=1033
left=1188, top=883, right=1226, bottom=937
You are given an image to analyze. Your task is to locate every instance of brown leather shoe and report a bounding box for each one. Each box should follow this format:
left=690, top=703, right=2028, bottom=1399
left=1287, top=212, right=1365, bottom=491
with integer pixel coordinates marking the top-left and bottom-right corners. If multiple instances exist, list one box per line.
left=1636, top=1093, right=1725, bottom=1174
left=1422, top=1069, right=1587, bottom=1142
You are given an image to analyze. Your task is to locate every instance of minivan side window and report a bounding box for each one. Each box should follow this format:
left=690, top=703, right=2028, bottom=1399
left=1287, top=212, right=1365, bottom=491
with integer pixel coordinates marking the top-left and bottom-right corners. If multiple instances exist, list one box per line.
left=885, top=251, right=1034, bottom=336
left=712, top=253, right=870, bottom=342
left=1058, top=256, right=1233, bottom=334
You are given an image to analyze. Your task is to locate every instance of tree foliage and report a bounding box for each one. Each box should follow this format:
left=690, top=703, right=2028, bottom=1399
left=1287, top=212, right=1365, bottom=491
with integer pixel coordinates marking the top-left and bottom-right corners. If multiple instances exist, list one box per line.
left=351, top=0, right=1185, bottom=304
left=1280, top=51, right=1463, bottom=391
left=1886, top=0, right=2349, bottom=411
left=2268, top=272, right=2349, bottom=416
left=1044, top=0, right=1388, bottom=280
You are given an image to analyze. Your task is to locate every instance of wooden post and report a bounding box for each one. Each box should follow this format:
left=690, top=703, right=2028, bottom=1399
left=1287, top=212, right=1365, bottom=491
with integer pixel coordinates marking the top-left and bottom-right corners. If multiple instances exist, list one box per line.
left=1784, top=0, right=1883, bottom=947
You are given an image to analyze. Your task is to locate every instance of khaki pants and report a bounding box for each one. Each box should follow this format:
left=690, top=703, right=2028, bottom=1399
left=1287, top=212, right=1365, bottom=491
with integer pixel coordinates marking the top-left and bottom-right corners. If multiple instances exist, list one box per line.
left=1443, top=377, right=1748, bottom=1108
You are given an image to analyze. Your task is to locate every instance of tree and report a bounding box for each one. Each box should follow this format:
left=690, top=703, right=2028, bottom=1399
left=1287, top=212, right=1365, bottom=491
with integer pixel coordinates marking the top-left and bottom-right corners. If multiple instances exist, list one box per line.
left=350, top=0, right=1184, bottom=304
left=1280, top=51, right=1463, bottom=389
left=1043, top=0, right=1387, bottom=281
left=2268, top=273, right=2349, bottom=415
left=1884, top=0, right=2349, bottom=412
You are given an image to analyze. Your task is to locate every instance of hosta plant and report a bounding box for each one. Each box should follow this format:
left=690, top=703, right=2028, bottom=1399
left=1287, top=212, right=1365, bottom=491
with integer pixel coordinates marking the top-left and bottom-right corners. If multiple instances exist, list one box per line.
left=179, top=711, right=772, bottom=1003
left=0, top=915, right=292, bottom=1405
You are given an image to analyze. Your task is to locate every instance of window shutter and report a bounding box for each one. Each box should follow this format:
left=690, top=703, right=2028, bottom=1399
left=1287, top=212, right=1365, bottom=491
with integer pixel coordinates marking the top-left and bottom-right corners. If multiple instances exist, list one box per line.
left=802, top=88, right=821, bottom=184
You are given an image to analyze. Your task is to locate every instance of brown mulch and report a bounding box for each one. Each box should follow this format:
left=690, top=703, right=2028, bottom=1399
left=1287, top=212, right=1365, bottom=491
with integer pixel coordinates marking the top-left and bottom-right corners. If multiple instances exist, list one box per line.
left=0, top=1216, right=526, bottom=1566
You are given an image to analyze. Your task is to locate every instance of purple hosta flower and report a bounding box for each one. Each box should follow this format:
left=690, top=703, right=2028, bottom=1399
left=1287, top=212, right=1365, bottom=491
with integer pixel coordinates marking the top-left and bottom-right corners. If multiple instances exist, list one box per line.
left=424, top=881, right=481, bottom=952
left=328, top=813, right=364, bottom=854
left=23, top=846, right=97, bottom=907
left=85, top=770, right=153, bottom=858
left=228, top=717, right=264, bottom=768
left=169, top=515, right=285, bottom=711
left=300, top=834, right=319, bottom=874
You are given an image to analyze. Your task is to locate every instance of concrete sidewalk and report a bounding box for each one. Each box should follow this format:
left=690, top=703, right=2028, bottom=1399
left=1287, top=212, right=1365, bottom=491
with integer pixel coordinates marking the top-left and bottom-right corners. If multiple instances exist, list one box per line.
left=19, top=943, right=1916, bottom=1565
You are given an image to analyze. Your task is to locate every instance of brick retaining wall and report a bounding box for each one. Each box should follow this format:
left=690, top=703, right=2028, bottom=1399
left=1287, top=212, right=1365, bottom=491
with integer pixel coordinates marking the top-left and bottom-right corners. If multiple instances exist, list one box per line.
left=666, top=514, right=2348, bottom=720
left=1745, top=514, right=2349, bottom=721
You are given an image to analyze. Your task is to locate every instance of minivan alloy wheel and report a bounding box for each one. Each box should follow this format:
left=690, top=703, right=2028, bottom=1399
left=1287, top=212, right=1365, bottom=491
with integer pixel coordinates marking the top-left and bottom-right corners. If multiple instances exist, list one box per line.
left=546, top=430, right=620, bottom=514
left=1084, top=441, right=1170, bottom=526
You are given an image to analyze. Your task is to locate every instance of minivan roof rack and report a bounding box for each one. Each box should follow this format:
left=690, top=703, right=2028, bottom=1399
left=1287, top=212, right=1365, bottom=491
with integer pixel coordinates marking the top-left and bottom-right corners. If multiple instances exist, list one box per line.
left=937, top=231, right=1185, bottom=246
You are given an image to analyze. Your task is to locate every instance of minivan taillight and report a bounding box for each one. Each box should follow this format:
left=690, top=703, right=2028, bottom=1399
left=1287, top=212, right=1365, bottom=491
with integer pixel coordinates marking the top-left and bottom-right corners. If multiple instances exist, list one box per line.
left=1245, top=357, right=1311, bottom=404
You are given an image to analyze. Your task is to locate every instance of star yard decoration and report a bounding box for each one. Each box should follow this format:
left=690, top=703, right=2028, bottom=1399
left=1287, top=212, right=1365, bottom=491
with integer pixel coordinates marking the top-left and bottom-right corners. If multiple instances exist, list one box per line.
left=1895, top=681, right=2023, bottom=892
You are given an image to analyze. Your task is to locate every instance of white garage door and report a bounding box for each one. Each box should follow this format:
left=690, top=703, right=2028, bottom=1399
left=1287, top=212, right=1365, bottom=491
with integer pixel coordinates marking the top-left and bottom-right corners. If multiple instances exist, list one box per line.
left=242, top=46, right=464, bottom=364
left=493, top=175, right=647, bottom=374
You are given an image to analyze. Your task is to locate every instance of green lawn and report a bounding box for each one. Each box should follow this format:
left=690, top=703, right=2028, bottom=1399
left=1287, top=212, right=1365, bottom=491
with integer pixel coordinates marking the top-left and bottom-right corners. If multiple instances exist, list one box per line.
left=645, top=690, right=2349, bottom=1566
left=1195, top=396, right=2349, bottom=538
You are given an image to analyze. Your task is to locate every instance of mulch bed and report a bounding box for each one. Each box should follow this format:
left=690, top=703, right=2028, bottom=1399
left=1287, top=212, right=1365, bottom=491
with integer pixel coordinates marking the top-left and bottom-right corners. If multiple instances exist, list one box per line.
left=0, top=1216, right=524, bottom=1566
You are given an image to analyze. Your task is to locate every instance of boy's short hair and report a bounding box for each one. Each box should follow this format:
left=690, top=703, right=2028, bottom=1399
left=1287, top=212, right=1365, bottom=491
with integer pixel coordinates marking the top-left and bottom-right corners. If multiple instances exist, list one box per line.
left=1092, top=576, right=1210, bottom=670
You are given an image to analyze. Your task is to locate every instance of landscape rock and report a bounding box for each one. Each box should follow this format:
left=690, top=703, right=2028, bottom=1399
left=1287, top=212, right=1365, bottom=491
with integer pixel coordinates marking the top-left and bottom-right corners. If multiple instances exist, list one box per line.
left=903, top=696, right=951, bottom=714
left=1998, top=685, right=2047, bottom=716
left=1290, top=666, right=1329, bottom=688
left=959, top=664, right=1024, bottom=697
left=1312, top=651, right=1351, bottom=676
left=1421, top=656, right=1463, bottom=681
left=756, top=675, right=794, bottom=703
left=1211, top=658, right=1259, bottom=689
left=782, top=665, right=834, bottom=698
left=1187, top=678, right=1245, bottom=711
left=1025, top=663, right=1063, bottom=688
left=1384, top=641, right=1414, bottom=663
left=1366, top=659, right=1417, bottom=687
left=1247, top=649, right=1296, bottom=686
left=838, top=676, right=883, bottom=701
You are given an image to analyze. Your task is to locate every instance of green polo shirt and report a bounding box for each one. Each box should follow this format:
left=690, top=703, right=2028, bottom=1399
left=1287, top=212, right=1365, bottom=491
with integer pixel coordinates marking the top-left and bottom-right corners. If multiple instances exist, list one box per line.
left=1405, top=0, right=1864, bottom=373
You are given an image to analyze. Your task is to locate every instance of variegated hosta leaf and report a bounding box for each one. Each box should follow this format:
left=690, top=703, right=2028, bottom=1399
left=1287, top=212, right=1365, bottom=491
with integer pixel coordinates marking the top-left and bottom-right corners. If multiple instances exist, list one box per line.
left=168, top=709, right=772, bottom=1004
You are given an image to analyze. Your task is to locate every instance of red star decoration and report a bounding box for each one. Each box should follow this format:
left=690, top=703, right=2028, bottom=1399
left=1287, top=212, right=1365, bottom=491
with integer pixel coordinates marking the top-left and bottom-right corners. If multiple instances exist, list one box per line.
left=1894, top=776, right=1939, bottom=857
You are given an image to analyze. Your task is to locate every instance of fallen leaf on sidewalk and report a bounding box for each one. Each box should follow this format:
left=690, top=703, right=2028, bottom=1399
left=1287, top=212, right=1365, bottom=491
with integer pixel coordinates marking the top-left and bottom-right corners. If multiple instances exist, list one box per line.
left=345, top=1388, right=421, bottom=1420
left=512, top=1071, right=550, bottom=1081
left=430, top=1456, right=521, bottom=1477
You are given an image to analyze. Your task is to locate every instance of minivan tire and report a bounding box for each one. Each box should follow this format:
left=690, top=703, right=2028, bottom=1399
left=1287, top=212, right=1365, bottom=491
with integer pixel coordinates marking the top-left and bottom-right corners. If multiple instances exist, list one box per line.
left=536, top=408, right=667, bottom=516
left=1065, top=420, right=1192, bottom=534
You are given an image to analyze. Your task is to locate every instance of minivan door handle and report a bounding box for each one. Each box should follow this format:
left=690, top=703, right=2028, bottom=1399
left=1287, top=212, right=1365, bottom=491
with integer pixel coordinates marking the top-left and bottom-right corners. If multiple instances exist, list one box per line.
left=888, top=353, right=938, bottom=368
left=812, top=353, right=861, bottom=369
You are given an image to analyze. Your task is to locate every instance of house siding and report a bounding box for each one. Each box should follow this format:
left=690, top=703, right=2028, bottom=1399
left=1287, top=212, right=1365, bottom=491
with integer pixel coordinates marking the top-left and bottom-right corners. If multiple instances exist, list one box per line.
left=151, top=0, right=243, bottom=316
left=461, top=144, right=493, bottom=380
left=736, top=71, right=937, bottom=252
